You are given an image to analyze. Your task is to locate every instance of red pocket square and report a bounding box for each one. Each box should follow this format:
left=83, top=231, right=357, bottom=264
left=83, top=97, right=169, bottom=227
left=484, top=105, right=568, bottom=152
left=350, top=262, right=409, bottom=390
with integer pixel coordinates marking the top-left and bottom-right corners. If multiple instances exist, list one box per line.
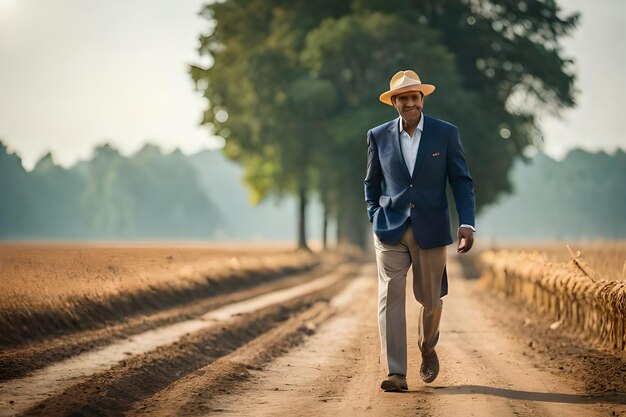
left=432, top=152, right=441, bottom=157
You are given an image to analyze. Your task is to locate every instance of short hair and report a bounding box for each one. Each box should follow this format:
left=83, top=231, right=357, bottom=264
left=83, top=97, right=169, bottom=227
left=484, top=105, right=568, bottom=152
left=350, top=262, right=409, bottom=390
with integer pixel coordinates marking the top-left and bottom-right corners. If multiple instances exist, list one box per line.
left=391, top=90, right=424, bottom=104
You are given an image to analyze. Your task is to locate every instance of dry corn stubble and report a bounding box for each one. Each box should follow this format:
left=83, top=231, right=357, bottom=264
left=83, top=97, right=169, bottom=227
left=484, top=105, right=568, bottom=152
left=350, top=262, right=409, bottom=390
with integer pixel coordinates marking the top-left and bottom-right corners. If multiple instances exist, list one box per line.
left=479, top=245, right=626, bottom=351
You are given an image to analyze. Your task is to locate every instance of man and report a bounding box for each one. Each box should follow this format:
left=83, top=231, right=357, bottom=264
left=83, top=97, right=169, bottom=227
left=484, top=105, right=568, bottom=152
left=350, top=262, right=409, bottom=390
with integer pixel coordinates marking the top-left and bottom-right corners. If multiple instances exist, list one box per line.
left=364, top=70, right=475, bottom=391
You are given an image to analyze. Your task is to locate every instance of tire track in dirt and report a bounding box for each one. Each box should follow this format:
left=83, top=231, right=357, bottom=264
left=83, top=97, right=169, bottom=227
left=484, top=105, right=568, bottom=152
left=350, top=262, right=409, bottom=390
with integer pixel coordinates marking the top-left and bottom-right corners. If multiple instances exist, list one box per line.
left=186, top=263, right=385, bottom=416
left=0, top=263, right=341, bottom=382
left=127, top=275, right=373, bottom=416
left=0, top=246, right=319, bottom=349
left=0, top=264, right=358, bottom=416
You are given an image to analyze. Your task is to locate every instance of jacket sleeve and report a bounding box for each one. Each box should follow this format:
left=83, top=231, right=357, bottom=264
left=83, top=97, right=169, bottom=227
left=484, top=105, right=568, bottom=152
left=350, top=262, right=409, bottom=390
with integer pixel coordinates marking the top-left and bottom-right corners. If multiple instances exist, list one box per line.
left=446, top=126, right=476, bottom=227
left=364, top=129, right=382, bottom=223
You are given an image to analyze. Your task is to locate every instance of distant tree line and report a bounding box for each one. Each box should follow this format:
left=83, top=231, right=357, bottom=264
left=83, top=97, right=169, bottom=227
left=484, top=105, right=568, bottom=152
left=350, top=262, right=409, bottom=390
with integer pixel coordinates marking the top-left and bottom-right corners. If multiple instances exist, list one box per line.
left=0, top=141, right=327, bottom=242
left=191, top=0, right=579, bottom=249
left=2, top=141, right=623, bottom=241
left=0, top=141, right=219, bottom=240
left=478, top=149, right=626, bottom=240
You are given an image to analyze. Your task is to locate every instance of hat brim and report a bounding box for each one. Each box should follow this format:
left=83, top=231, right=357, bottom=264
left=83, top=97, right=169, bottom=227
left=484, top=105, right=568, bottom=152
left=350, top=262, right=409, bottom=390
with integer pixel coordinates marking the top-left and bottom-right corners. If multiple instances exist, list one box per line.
left=379, top=84, right=436, bottom=106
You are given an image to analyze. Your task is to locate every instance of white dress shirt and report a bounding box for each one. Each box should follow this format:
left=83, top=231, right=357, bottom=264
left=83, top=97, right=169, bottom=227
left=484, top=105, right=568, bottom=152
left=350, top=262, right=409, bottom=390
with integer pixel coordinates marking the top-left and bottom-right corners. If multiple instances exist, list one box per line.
left=399, top=115, right=422, bottom=218
left=399, top=114, right=423, bottom=176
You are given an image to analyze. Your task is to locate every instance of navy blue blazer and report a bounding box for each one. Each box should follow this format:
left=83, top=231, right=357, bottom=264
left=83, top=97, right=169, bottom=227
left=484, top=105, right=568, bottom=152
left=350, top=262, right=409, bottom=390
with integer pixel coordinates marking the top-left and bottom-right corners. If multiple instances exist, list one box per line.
left=364, top=115, right=475, bottom=248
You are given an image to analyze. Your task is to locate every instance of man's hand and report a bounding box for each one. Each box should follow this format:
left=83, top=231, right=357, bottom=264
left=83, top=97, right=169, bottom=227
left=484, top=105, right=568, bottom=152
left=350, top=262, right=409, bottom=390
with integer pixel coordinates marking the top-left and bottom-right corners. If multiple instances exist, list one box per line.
left=457, top=227, right=474, bottom=253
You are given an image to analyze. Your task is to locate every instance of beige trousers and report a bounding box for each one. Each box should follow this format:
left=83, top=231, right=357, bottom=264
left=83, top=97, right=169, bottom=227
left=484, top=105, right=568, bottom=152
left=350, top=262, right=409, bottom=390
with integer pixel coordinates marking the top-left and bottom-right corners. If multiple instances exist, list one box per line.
left=373, top=225, right=447, bottom=376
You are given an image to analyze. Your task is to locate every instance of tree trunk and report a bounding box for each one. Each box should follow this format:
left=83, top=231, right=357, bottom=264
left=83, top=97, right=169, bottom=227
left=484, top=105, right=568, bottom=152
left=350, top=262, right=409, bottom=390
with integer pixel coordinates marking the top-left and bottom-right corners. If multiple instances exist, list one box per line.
left=335, top=192, right=368, bottom=249
left=322, top=204, right=328, bottom=250
left=297, top=185, right=310, bottom=251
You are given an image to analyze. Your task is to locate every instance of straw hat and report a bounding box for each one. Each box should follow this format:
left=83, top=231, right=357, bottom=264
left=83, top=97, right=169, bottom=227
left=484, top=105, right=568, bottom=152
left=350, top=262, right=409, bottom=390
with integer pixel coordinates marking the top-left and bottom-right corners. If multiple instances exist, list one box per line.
left=379, top=70, right=435, bottom=106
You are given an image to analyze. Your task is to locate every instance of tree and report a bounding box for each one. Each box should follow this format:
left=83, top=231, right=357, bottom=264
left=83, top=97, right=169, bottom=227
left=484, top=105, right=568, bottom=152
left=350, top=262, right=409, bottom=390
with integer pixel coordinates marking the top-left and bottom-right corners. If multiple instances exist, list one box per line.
left=191, top=1, right=349, bottom=250
left=80, top=144, right=219, bottom=239
left=192, top=0, right=578, bottom=247
left=0, top=141, right=37, bottom=238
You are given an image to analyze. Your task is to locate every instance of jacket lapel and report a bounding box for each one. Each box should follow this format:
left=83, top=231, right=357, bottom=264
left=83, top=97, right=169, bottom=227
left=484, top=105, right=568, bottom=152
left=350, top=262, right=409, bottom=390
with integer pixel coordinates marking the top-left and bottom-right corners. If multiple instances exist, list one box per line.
left=411, top=115, right=431, bottom=180
left=387, top=119, right=412, bottom=178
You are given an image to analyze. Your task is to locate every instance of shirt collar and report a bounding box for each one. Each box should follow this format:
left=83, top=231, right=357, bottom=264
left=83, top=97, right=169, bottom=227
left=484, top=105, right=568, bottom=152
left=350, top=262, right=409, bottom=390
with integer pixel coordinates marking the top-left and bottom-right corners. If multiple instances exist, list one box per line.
left=398, top=113, right=424, bottom=135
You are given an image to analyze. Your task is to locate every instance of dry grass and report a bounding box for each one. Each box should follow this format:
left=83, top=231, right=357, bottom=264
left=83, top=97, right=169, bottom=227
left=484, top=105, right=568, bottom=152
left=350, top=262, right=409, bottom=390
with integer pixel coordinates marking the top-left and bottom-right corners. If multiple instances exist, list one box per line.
left=479, top=242, right=626, bottom=351
left=0, top=242, right=323, bottom=347
left=0, top=242, right=298, bottom=308
left=491, top=242, right=626, bottom=281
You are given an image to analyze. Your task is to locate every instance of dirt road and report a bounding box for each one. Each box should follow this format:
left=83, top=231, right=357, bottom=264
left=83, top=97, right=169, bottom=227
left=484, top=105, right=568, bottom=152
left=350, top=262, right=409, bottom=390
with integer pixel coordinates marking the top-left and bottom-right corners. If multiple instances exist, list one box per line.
left=172, top=260, right=625, bottom=417
left=1, top=256, right=624, bottom=416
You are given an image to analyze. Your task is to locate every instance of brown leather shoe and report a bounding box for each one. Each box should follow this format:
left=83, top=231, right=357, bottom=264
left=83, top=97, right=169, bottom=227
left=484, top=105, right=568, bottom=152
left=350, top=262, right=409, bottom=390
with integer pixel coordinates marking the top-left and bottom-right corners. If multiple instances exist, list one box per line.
left=380, top=374, right=408, bottom=391
left=420, top=350, right=439, bottom=383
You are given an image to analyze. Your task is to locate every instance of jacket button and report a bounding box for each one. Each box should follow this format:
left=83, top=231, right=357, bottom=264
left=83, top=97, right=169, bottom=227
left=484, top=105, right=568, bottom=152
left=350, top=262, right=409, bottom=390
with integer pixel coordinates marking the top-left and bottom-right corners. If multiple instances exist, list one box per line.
left=409, top=203, right=415, bottom=208
left=409, top=184, right=413, bottom=187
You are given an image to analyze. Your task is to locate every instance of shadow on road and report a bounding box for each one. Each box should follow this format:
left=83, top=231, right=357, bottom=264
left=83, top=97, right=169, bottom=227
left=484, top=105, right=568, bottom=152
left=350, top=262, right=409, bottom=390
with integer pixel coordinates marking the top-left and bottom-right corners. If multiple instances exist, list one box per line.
left=404, top=385, right=626, bottom=405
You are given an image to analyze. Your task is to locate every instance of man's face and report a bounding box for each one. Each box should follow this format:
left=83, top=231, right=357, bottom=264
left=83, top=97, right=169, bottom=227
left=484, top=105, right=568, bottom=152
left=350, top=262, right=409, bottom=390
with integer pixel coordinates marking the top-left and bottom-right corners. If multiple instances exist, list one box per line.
left=392, top=91, right=424, bottom=125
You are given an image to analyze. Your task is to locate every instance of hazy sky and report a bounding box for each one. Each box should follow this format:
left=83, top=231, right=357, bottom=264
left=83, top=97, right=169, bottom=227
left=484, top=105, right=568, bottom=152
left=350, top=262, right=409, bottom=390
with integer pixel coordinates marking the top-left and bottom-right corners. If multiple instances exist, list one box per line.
left=1, top=0, right=625, bottom=170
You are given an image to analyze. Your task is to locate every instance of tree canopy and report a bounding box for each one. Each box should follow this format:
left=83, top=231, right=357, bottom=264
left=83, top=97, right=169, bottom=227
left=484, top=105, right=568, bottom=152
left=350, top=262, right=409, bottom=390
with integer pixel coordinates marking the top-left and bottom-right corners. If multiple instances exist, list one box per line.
left=191, top=0, right=578, bottom=247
